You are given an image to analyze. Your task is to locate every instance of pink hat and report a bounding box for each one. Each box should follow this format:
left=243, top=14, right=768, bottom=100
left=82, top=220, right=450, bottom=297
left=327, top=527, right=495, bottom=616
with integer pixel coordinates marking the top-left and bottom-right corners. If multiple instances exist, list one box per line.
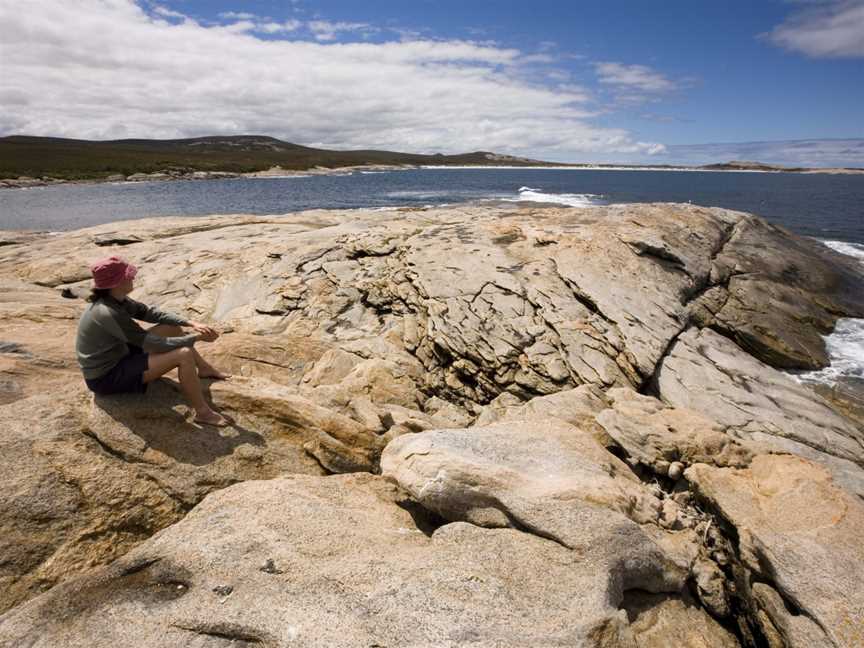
left=90, top=256, right=138, bottom=289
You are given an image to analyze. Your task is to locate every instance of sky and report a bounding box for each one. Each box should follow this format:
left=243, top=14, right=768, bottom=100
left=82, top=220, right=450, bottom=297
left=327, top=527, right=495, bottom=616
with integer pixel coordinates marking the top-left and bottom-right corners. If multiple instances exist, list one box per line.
left=1, top=0, right=863, bottom=166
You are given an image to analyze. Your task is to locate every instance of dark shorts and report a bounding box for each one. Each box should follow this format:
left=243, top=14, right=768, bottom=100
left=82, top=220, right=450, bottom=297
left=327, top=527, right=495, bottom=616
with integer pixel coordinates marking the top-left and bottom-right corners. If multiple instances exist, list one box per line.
left=85, top=345, right=150, bottom=395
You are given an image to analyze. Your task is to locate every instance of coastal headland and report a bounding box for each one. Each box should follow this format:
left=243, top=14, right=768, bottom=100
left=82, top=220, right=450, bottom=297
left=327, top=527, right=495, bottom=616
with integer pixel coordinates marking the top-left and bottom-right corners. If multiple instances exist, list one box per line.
left=0, top=202, right=862, bottom=647
left=2, top=135, right=862, bottom=189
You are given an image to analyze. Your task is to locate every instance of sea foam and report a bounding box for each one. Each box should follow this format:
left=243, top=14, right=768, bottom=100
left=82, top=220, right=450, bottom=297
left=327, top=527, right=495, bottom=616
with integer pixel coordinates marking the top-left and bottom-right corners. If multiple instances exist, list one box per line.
left=822, top=239, right=864, bottom=262
left=794, top=240, right=864, bottom=386
left=507, top=186, right=607, bottom=207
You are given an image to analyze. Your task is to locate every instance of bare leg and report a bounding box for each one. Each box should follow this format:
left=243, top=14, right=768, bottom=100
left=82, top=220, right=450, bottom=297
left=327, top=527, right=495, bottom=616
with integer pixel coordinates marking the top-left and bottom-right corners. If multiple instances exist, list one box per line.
left=147, top=324, right=230, bottom=379
left=142, top=347, right=228, bottom=426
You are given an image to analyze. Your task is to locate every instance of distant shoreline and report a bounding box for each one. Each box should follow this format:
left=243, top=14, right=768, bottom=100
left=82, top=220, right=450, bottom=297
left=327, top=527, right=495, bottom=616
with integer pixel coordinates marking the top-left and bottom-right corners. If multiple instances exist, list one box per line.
left=3, top=134, right=862, bottom=189
left=3, top=161, right=863, bottom=190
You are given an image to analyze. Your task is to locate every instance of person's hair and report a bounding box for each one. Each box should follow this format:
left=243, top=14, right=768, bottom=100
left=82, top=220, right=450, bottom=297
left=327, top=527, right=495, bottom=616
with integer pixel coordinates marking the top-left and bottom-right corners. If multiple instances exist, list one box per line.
left=86, top=288, right=112, bottom=303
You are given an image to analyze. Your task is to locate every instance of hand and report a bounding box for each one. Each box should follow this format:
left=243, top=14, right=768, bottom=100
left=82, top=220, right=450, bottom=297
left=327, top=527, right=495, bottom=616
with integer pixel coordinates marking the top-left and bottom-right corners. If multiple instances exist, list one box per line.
left=196, top=329, right=219, bottom=343
left=188, top=320, right=219, bottom=342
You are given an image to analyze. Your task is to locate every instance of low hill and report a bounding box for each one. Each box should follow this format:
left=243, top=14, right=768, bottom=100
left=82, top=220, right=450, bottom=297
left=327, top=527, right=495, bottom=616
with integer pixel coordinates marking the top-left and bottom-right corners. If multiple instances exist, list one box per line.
left=700, top=160, right=805, bottom=172
left=0, top=135, right=550, bottom=180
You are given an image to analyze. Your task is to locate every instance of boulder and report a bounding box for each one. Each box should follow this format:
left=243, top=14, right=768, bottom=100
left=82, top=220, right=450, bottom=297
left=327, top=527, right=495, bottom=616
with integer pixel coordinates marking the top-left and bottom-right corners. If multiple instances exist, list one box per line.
left=381, top=419, right=688, bottom=579
left=475, top=383, right=607, bottom=427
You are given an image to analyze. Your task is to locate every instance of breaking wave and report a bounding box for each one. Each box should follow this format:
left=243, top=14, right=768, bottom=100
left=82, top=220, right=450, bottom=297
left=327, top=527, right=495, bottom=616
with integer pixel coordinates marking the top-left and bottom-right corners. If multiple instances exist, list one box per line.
left=795, top=240, right=864, bottom=386
left=507, top=186, right=607, bottom=207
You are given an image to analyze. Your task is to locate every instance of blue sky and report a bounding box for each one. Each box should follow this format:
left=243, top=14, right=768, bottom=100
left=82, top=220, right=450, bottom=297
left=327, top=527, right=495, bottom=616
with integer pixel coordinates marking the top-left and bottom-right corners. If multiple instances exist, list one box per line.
left=2, top=0, right=863, bottom=165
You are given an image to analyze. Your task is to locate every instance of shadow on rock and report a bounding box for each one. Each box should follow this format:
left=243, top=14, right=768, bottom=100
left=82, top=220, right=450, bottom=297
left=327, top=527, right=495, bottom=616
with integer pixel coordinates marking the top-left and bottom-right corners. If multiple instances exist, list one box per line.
left=92, top=379, right=265, bottom=467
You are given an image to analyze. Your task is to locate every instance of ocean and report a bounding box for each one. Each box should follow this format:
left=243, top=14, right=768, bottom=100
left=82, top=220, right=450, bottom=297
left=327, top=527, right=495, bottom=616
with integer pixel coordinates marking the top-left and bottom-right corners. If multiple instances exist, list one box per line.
left=1, top=167, right=862, bottom=386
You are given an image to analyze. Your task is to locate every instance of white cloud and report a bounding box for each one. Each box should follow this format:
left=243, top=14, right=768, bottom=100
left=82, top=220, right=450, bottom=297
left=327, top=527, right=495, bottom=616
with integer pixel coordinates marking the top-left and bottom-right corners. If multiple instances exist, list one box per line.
left=152, top=5, right=185, bottom=20
left=594, top=62, right=677, bottom=93
left=766, top=0, right=864, bottom=58
left=308, top=20, right=377, bottom=41
left=257, top=20, right=301, bottom=34
left=218, top=11, right=256, bottom=21
left=0, top=0, right=666, bottom=160
left=215, top=10, right=300, bottom=34
left=661, top=139, right=864, bottom=167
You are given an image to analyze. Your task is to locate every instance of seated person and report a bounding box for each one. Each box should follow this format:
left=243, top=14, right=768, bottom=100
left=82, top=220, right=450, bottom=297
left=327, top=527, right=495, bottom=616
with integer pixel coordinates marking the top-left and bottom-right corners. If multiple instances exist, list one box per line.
left=76, top=255, right=231, bottom=426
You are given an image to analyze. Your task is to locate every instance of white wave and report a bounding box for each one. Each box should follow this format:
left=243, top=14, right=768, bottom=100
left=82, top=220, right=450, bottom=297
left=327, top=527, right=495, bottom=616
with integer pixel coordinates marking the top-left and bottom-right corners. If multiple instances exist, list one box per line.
left=822, top=239, right=864, bottom=263
left=506, top=186, right=606, bottom=207
left=794, top=318, right=864, bottom=385
left=792, top=241, right=864, bottom=387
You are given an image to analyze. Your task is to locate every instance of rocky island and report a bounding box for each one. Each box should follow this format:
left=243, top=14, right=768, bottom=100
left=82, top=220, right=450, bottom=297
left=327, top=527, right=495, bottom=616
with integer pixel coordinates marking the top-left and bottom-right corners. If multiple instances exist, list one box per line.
left=0, top=202, right=862, bottom=647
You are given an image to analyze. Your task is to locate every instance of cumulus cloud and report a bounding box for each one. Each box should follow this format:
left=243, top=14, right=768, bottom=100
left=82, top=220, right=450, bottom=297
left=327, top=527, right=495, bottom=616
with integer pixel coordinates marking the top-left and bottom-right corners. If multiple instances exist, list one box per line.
left=0, top=0, right=665, bottom=159
left=594, top=62, right=677, bottom=93
left=766, top=0, right=864, bottom=58
left=308, top=20, right=377, bottom=41
left=257, top=20, right=302, bottom=34
left=218, top=11, right=256, bottom=21
left=152, top=5, right=184, bottom=20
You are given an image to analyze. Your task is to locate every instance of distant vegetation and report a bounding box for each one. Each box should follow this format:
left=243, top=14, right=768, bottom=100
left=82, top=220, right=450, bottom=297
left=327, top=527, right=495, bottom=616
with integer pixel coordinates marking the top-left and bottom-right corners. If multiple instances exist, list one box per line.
left=3, top=136, right=859, bottom=182
left=0, top=135, right=550, bottom=180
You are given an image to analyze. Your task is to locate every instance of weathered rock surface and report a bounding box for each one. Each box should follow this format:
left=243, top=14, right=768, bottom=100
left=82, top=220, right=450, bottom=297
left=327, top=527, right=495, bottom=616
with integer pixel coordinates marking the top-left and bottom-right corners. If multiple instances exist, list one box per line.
left=597, top=388, right=754, bottom=478
left=623, top=590, right=739, bottom=648
left=656, top=327, right=864, bottom=496
left=0, top=473, right=713, bottom=648
left=705, top=217, right=864, bottom=370
left=0, top=279, right=79, bottom=403
left=0, top=203, right=862, bottom=645
left=382, top=417, right=674, bottom=533
left=688, top=455, right=864, bottom=648
left=0, top=379, right=328, bottom=614
left=2, top=203, right=860, bottom=409
left=474, top=383, right=607, bottom=427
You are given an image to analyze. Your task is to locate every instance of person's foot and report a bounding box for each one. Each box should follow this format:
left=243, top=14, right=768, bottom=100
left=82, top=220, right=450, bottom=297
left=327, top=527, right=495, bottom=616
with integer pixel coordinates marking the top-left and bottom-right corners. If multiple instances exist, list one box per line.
left=193, top=408, right=231, bottom=427
left=198, top=366, right=231, bottom=380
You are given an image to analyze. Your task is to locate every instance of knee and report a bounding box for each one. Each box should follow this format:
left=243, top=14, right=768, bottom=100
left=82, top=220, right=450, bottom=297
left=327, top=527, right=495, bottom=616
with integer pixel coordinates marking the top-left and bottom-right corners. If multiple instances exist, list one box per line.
left=176, top=346, right=194, bottom=362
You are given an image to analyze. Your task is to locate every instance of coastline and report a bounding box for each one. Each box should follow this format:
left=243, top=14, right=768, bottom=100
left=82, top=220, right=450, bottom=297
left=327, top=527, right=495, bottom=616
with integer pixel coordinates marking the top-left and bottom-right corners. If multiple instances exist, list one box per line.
left=0, top=163, right=419, bottom=190
left=4, top=161, right=863, bottom=190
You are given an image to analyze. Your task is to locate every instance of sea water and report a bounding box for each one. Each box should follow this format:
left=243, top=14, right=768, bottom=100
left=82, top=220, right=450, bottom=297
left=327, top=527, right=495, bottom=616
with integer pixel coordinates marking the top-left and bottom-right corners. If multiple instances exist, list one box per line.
left=1, top=167, right=863, bottom=242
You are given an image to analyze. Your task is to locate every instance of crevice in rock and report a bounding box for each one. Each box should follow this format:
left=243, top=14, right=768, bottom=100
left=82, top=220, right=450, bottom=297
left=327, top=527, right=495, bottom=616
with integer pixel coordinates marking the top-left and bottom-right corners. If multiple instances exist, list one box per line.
left=171, top=622, right=269, bottom=646
left=304, top=447, right=338, bottom=476
left=120, top=557, right=162, bottom=576
left=642, top=324, right=692, bottom=398
left=598, top=424, right=770, bottom=646
left=93, top=236, right=143, bottom=247
left=685, top=481, right=821, bottom=648
left=395, top=499, right=447, bottom=537
left=623, top=241, right=688, bottom=274
left=81, top=426, right=147, bottom=465
left=295, top=245, right=341, bottom=272
left=346, top=245, right=397, bottom=260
